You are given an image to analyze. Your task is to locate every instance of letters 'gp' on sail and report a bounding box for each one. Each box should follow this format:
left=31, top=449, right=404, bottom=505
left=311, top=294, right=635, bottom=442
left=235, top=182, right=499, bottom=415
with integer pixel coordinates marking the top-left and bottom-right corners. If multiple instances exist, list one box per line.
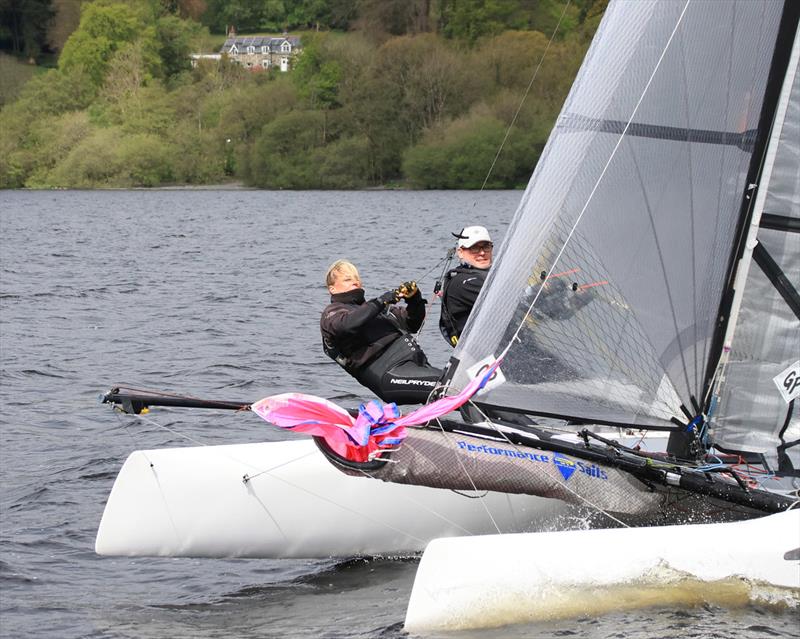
left=445, top=1, right=799, bottom=474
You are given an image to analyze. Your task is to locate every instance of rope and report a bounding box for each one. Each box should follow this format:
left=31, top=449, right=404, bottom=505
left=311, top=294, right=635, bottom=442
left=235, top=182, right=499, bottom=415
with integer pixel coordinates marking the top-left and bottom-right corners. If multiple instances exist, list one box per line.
left=476, top=0, right=574, bottom=195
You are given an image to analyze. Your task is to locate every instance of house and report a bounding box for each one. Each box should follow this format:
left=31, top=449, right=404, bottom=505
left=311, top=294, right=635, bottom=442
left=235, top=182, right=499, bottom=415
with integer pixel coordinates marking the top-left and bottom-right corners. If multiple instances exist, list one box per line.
left=219, top=34, right=302, bottom=72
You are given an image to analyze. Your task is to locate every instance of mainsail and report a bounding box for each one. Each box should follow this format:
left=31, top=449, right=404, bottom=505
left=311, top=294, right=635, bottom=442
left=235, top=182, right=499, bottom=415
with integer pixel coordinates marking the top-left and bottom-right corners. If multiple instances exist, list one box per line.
left=447, top=0, right=796, bottom=452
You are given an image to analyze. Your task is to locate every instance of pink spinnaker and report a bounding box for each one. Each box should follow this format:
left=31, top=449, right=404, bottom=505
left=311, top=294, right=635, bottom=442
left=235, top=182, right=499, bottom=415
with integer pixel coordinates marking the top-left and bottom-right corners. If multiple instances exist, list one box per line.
left=251, top=359, right=500, bottom=462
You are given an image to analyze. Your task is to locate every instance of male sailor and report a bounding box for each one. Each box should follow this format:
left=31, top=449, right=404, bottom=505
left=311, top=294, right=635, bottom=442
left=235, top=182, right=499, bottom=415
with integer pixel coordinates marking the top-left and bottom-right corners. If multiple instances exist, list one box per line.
left=439, top=225, right=493, bottom=346
left=320, top=260, right=442, bottom=405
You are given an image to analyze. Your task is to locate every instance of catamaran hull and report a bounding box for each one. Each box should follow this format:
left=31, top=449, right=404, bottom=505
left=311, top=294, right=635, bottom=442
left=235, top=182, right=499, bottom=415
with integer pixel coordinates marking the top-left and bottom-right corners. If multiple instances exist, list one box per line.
left=333, top=427, right=664, bottom=516
left=404, top=509, right=800, bottom=632
left=95, top=438, right=573, bottom=558
left=331, top=427, right=788, bottom=522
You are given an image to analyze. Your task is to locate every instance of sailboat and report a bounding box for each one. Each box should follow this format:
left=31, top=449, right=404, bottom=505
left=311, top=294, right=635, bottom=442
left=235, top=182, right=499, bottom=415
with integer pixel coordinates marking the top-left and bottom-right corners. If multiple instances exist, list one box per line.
left=97, top=0, right=799, bottom=602
left=310, top=0, right=800, bottom=523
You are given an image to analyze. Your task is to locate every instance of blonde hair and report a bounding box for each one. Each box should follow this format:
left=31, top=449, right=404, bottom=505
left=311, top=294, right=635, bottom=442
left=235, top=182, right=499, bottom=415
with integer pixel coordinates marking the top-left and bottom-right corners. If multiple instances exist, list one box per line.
left=325, top=260, right=360, bottom=287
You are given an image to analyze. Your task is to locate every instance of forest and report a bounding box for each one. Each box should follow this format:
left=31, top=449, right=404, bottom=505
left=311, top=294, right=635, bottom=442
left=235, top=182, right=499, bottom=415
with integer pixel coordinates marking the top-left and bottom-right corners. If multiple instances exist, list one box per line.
left=0, top=0, right=606, bottom=189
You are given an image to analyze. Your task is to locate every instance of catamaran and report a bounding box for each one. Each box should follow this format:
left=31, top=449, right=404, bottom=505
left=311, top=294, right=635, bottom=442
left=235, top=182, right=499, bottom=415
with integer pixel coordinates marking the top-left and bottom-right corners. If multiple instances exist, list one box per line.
left=97, top=0, right=799, bottom=623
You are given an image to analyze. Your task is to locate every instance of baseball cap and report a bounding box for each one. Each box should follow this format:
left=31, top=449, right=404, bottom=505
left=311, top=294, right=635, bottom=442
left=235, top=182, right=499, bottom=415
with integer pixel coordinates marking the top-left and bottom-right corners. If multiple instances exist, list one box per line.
left=457, top=226, right=492, bottom=248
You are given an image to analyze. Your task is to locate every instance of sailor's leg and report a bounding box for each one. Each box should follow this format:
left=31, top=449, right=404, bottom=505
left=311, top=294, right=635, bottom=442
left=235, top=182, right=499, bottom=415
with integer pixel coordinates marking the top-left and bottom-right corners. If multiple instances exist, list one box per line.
left=377, top=361, right=443, bottom=405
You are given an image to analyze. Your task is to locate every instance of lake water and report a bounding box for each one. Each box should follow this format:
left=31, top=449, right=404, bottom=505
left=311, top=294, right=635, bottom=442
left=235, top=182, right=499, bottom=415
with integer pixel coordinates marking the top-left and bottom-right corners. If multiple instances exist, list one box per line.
left=1, top=189, right=797, bottom=638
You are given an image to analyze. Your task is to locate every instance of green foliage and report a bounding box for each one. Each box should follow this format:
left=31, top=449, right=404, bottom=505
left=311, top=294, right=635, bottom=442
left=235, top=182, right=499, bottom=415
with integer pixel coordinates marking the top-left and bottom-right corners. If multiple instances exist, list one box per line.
left=167, top=121, right=228, bottom=183
left=201, top=0, right=358, bottom=34
left=438, top=0, right=516, bottom=43
left=117, top=133, right=175, bottom=186
left=292, top=34, right=341, bottom=110
left=3, top=0, right=604, bottom=189
left=402, top=115, right=510, bottom=189
left=155, top=14, right=202, bottom=78
left=58, top=2, right=147, bottom=86
left=311, top=135, right=369, bottom=188
left=45, top=127, right=126, bottom=187
left=25, top=111, right=93, bottom=186
left=248, top=110, right=325, bottom=188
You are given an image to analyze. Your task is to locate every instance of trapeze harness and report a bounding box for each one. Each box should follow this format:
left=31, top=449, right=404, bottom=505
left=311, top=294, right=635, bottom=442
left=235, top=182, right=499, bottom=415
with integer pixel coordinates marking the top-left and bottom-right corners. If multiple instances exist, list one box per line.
left=321, top=289, right=442, bottom=405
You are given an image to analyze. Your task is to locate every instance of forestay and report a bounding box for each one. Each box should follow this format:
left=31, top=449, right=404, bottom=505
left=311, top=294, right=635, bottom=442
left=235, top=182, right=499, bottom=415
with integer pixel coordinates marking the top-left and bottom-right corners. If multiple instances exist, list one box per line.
left=448, top=1, right=787, bottom=430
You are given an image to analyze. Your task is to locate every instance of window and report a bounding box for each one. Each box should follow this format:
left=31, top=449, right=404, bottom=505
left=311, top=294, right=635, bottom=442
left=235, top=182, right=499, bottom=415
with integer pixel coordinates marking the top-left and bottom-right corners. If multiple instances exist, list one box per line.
left=262, top=60, right=269, bottom=69
left=281, top=41, right=291, bottom=52
left=261, top=45, right=267, bottom=54
left=247, top=45, right=254, bottom=54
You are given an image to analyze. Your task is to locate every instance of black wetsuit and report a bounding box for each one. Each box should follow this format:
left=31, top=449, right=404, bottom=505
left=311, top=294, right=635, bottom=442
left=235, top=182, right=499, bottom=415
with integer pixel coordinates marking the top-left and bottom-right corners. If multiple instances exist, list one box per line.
left=320, top=288, right=442, bottom=405
left=439, top=263, right=489, bottom=345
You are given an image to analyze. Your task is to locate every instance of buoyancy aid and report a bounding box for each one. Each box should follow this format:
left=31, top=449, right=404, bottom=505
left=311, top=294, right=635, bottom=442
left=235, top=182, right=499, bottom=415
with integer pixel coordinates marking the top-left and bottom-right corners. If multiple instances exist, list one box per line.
left=439, top=263, right=488, bottom=345
left=320, top=288, right=425, bottom=373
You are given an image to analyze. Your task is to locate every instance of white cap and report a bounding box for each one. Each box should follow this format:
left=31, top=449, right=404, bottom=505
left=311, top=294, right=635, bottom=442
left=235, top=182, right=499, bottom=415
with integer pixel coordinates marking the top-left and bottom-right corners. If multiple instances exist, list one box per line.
left=457, top=226, right=492, bottom=248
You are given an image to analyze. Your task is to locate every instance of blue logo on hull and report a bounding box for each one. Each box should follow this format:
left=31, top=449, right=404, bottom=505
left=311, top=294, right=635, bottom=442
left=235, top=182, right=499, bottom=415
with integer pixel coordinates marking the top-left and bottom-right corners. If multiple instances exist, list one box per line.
left=553, top=453, right=577, bottom=481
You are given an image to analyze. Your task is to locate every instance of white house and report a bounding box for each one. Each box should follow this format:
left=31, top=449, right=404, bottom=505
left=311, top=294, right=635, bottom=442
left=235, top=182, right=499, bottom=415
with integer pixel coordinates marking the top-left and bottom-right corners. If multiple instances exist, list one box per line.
left=220, top=35, right=302, bottom=72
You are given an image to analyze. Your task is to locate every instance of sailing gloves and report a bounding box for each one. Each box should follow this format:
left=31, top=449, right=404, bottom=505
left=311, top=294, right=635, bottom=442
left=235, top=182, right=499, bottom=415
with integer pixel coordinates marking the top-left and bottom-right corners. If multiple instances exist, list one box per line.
left=396, top=281, right=418, bottom=299
left=377, top=290, right=400, bottom=307
left=376, top=281, right=419, bottom=308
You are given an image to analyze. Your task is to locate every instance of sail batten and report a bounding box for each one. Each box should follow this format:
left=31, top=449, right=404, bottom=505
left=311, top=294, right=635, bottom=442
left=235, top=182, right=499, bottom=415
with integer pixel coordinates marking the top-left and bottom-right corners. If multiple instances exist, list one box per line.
left=558, top=114, right=759, bottom=150
left=449, top=1, right=787, bottom=433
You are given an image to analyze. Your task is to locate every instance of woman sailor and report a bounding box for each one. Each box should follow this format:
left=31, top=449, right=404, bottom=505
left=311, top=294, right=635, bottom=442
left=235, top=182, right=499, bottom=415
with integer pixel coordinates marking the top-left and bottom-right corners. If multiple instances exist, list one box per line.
left=320, top=260, right=441, bottom=405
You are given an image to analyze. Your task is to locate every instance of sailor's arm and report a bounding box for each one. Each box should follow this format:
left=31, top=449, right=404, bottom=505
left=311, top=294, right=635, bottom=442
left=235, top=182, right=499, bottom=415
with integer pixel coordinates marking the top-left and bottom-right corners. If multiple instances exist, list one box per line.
left=321, top=292, right=396, bottom=336
left=400, top=288, right=427, bottom=333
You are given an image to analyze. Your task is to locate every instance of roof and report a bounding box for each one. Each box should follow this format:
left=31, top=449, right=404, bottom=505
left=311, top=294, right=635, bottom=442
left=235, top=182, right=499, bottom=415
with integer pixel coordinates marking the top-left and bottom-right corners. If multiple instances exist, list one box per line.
left=221, top=36, right=302, bottom=54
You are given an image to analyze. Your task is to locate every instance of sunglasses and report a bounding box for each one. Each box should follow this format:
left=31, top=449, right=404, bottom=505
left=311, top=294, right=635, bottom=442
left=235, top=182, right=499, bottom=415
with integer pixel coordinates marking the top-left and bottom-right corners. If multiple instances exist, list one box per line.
left=465, top=243, right=493, bottom=254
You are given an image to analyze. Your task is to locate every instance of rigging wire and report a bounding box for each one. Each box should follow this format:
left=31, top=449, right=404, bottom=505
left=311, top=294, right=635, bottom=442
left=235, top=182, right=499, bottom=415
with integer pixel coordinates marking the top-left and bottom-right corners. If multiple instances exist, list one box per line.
left=455, top=399, right=633, bottom=527
left=475, top=0, right=574, bottom=196
left=413, top=0, right=573, bottom=341
left=406, top=0, right=574, bottom=345
left=111, top=406, right=436, bottom=545
left=500, top=0, right=693, bottom=360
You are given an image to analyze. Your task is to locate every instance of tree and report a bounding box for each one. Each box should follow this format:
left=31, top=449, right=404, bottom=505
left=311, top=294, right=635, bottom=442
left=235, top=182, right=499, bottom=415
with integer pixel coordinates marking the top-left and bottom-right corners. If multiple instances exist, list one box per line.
left=155, top=14, right=201, bottom=79
left=58, top=2, right=149, bottom=86
left=0, top=0, right=55, bottom=60
left=375, top=35, right=474, bottom=133
left=292, top=34, right=342, bottom=143
left=248, top=110, right=326, bottom=188
left=403, top=114, right=507, bottom=188
left=437, top=0, right=512, bottom=42
left=201, top=0, right=262, bottom=34
left=355, top=0, right=432, bottom=36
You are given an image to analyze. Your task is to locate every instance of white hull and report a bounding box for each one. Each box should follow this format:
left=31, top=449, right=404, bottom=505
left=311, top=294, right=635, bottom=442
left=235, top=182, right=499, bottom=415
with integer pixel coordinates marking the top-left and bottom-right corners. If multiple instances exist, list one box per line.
left=95, top=438, right=572, bottom=558
left=405, top=510, right=800, bottom=632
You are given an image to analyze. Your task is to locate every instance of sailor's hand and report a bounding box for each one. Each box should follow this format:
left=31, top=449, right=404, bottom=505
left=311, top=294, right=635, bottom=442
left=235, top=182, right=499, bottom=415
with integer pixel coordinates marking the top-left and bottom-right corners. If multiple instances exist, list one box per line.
left=396, top=281, right=418, bottom=299
left=377, top=290, right=399, bottom=307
